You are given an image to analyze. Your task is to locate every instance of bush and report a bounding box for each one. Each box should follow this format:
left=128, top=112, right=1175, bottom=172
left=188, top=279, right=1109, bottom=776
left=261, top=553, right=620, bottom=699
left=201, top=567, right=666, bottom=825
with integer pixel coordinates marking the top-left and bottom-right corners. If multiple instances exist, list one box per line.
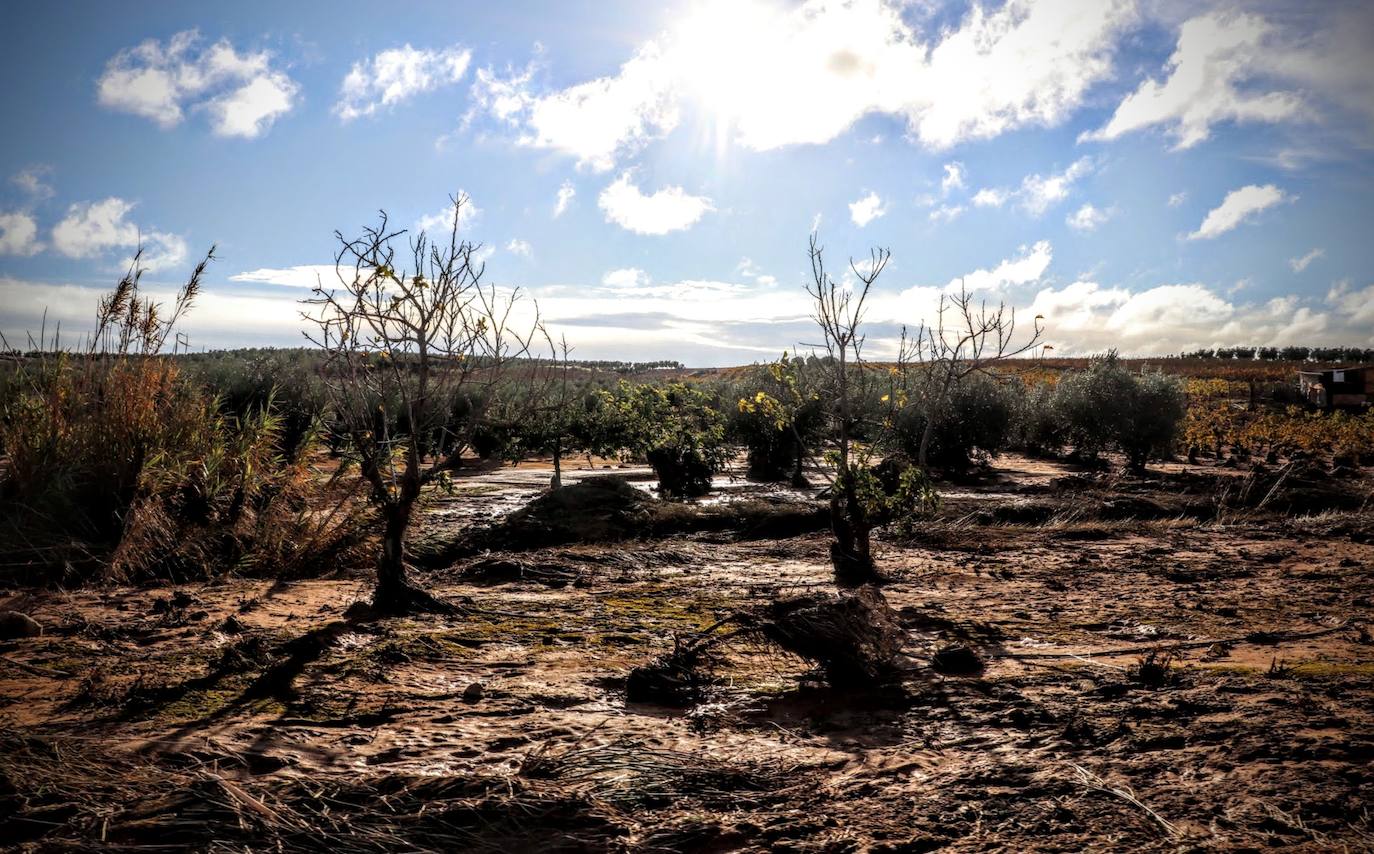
left=180, top=348, right=326, bottom=461
left=1050, top=354, right=1186, bottom=471
left=607, top=381, right=729, bottom=497
left=1117, top=370, right=1187, bottom=471
left=1010, top=381, right=1063, bottom=455
left=1053, top=358, right=1135, bottom=461
left=732, top=357, right=824, bottom=484
left=894, top=373, right=1017, bottom=470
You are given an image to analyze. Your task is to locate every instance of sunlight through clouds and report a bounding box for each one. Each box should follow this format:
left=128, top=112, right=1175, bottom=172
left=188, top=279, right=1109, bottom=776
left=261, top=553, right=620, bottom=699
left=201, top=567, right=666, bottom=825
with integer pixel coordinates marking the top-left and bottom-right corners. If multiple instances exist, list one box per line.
left=473, top=0, right=1136, bottom=168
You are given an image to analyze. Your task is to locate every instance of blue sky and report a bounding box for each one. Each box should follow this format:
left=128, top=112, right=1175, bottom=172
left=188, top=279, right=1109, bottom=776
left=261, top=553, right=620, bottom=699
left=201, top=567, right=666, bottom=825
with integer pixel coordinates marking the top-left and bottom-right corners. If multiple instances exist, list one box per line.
left=1, top=0, right=1371, bottom=364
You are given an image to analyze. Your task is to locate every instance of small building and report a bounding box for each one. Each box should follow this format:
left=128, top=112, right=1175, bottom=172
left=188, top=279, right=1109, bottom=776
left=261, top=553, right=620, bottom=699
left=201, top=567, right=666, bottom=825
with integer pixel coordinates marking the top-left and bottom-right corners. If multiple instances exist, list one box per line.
left=1297, top=365, right=1373, bottom=409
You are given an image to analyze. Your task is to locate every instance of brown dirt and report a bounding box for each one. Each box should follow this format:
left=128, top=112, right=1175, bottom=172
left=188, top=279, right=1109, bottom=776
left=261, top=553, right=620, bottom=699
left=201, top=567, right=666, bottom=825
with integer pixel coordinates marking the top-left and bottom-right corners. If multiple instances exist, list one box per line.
left=2, top=453, right=1371, bottom=851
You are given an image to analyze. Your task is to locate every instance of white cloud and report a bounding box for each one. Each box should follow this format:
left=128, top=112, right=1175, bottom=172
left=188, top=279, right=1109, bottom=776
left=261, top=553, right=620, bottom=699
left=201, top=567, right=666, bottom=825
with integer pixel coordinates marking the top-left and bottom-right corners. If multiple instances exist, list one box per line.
left=1, top=278, right=307, bottom=351
left=230, top=265, right=339, bottom=290
left=1288, top=247, right=1324, bottom=273
left=1188, top=184, right=1286, bottom=240
left=96, top=30, right=298, bottom=138
left=335, top=44, right=471, bottom=121
left=1167, top=191, right=1187, bottom=207
left=736, top=257, right=778, bottom=287
left=1021, top=278, right=1371, bottom=354
left=849, top=191, right=887, bottom=227
left=416, top=193, right=481, bottom=236
left=0, top=212, right=43, bottom=256
left=601, top=267, right=650, bottom=291
left=597, top=172, right=713, bottom=235
left=131, top=233, right=189, bottom=273
left=1017, top=157, right=1093, bottom=215
left=52, top=198, right=139, bottom=258
left=971, top=157, right=1093, bottom=217
left=472, top=44, right=679, bottom=172
left=506, top=238, right=532, bottom=257
left=1327, top=281, right=1374, bottom=329
left=940, top=162, right=965, bottom=195
left=11, top=166, right=53, bottom=200
left=553, top=180, right=576, bottom=217
left=203, top=72, right=297, bottom=139
left=473, top=0, right=1135, bottom=170
left=929, top=204, right=964, bottom=223
left=1066, top=203, right=1111, bottom=231
left=50, top=197, right=186, bottom=271
left=972, top=187, right=1008, bottom=208
left=950, top=240, right=1053, bottom=291
left=1085, top=10, right=1308, bottom=149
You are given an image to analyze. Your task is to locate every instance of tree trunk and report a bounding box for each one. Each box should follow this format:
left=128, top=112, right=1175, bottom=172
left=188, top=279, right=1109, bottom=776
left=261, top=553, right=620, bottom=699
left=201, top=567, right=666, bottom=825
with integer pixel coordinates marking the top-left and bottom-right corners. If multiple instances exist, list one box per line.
left=551, top=438, right=563, bottom=489
left=374, top=503, right=411, bottom=605
left=789, top=423, right=809, bottom=487
left=830, top=475, right=879, bottom=587
left=371, top=502, right=456, bottom=615
left=917, top=416, right=936, bottom=471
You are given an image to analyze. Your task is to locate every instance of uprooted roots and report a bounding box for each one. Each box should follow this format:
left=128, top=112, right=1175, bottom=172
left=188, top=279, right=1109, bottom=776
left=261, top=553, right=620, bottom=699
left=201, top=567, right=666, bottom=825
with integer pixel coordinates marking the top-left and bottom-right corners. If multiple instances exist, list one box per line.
left=626, top=585, right=906, bottom=706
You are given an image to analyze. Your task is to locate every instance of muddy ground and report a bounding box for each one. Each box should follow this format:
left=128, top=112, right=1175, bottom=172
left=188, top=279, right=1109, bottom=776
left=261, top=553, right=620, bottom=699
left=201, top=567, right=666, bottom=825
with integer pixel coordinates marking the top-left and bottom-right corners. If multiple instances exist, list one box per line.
left=2, top=454, right=1372, bottom=852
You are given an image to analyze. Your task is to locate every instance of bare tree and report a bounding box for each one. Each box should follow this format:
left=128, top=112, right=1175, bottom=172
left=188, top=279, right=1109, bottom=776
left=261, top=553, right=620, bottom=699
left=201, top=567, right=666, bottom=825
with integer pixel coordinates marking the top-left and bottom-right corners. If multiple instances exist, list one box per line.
left=899, top=283, right=1044, bottom=470
left=303, top=195, right=543, bottom=614
left=805, top=235, right=891, bottom=586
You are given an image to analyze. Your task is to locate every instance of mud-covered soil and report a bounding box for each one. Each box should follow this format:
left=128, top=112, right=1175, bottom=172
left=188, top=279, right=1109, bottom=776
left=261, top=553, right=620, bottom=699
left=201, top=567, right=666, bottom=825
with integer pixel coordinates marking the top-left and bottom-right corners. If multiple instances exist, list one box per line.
left=2, top=454, right=1372, bottom=852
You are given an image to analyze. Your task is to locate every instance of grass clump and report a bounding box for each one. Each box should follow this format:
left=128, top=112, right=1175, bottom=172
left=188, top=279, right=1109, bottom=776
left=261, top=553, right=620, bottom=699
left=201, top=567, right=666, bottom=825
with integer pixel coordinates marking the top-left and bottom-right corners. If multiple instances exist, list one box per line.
left=0, top=251, right=366, bottom=586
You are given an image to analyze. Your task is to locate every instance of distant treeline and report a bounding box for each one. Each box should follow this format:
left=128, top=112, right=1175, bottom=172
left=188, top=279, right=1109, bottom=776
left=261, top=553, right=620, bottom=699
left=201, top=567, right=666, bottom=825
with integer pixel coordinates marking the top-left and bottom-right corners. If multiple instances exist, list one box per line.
left=1178, top=346, right=1374, bottom=362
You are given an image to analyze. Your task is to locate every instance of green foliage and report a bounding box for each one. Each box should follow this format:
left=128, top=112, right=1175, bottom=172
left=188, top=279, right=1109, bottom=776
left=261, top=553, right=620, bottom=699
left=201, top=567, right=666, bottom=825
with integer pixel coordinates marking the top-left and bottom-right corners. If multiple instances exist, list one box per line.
left=604, top=381, right=729, bottom=497
left=1048, top=353, right=1187, bottom=470
left=1010, top=381, right=1063, bottom=455
left=853, top=460, right=940, bottom=536
left=1052, top=356, right=1135, bottom=461
left=179, top=348, right=326, bottom=461
left=1116, top=370, right=1188, bottom=471
left=733, top=354, right=824, bottom=484
left=893, top=372, right=1017, bottom=470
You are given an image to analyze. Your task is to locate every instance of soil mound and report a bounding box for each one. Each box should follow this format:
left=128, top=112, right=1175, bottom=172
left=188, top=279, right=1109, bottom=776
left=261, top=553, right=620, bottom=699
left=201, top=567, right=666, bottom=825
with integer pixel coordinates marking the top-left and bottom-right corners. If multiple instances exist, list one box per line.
left=424, top=478, right=829, bottom=564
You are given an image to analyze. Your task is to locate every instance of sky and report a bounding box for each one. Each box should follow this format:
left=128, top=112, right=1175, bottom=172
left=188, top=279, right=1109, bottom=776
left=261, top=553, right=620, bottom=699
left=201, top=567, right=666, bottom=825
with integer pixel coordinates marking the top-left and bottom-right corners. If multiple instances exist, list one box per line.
left=1, top=0, right=1372, bottom=365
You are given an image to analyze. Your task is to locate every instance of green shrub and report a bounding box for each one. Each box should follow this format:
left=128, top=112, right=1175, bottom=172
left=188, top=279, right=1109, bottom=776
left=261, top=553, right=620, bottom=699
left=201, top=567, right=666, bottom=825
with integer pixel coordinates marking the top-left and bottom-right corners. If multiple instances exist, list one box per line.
left=1117, top=370, right=1187, bottom=472
left=1049, top=354, right=1186, bottom=471
left=732, top=356, right=824, bottom=485
left=894, top=373, right=1016, bottom=470
left=606, top=381, right=729, bottom=497
left=1010, top=381, right=1063, bottom=455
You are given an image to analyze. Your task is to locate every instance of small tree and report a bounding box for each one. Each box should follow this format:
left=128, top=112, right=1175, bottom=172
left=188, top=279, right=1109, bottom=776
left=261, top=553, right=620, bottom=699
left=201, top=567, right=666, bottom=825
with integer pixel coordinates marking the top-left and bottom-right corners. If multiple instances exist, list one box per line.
left=805, top=237, right=936, bottom=585
left=1117, top=370, right=1187, bottom=473
left=1053, top=354, right=1186, bottom=472
left=303, top=195, right=543, bottom=614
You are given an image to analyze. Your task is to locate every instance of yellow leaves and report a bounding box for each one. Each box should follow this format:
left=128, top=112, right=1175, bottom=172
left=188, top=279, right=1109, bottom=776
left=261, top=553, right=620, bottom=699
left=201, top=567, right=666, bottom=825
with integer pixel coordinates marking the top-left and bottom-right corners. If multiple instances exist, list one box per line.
left=880, top=394, right=890, bottom=403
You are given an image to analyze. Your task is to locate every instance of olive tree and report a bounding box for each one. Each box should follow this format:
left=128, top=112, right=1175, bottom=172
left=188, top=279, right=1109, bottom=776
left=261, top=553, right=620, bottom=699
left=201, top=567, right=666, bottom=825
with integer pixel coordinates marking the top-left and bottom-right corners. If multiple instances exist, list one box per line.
left=303, top=195, right=544, bottom=614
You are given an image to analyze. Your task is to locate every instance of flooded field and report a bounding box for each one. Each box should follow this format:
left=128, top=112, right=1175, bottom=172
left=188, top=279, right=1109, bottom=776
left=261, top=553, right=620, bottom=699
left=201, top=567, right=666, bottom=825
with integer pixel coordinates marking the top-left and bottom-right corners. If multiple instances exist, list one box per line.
left=3, top=453, right=1371, bottom=851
